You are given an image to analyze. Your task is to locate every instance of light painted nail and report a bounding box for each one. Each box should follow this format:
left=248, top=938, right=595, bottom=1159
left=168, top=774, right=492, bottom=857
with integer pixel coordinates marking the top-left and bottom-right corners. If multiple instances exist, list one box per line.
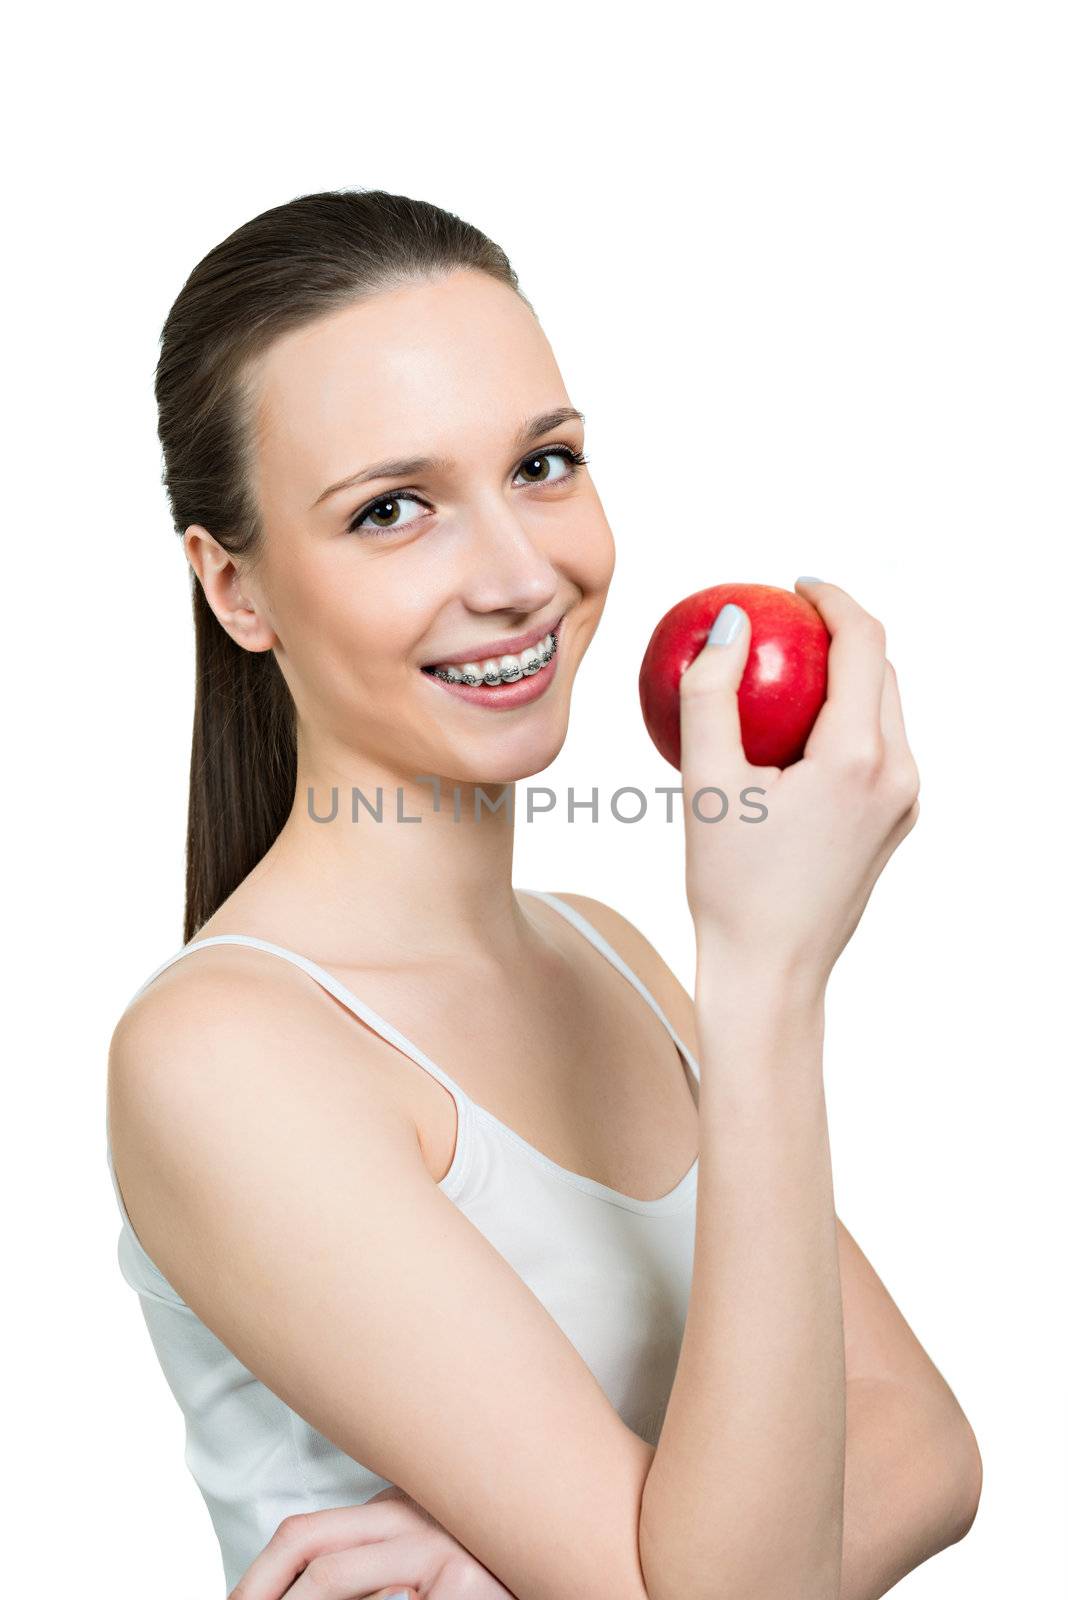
left=796, top=575, right=822, bottom=584
left=704, top=603, right=744, bottom=647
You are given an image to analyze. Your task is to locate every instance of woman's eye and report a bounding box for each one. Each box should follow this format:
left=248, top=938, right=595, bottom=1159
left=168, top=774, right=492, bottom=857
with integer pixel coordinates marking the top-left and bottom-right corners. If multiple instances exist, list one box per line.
left=515, top=448, right=580, bottom=486
left=347, top=493, right=427, bottom=537
left=345, top=447, right=587, bottom=537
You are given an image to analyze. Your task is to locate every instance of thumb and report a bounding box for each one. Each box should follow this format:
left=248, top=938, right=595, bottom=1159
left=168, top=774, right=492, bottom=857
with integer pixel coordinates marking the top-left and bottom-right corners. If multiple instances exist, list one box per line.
left=678, top=603, right=752, bottom=779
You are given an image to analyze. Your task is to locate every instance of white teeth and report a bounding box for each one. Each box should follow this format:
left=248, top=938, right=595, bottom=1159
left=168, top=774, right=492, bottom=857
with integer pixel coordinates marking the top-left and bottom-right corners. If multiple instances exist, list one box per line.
left=429, top=629, right=557, bottom=686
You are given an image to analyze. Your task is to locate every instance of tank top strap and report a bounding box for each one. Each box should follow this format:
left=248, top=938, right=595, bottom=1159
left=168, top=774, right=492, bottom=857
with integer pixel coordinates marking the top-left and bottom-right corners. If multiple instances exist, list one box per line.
left=125, top=934, right=473, bottom=1105
left=520, top=889, right=701, bottom=1084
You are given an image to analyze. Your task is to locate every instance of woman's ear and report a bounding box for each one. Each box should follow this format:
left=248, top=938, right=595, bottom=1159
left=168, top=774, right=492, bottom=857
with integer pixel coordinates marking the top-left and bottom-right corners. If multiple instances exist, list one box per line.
left=183, top=524, right=277, bottom=652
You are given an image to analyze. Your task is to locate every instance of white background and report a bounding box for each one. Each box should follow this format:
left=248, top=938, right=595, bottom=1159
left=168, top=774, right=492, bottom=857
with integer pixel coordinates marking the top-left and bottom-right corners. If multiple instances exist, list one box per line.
left=5, top=2, right=1064, bottom=1594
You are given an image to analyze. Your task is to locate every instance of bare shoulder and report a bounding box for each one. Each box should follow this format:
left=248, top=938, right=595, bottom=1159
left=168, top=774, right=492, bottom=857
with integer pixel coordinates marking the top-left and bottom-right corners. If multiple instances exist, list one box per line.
left=538, top=891, right=699, bottom=1060
left=109, top=938, right=362, bottom=1102
left=108, top=927, right=425, bottom=1063
left=107, top=939, right=422, bottom=1247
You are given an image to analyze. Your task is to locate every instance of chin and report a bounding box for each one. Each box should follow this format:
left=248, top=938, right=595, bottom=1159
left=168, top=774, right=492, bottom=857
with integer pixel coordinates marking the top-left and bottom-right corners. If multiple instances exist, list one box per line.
left=439, top=717, right=570, bottom=788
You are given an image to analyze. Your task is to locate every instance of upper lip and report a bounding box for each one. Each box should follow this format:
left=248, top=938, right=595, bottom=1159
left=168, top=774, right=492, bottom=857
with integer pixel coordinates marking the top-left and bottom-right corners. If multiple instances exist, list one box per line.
left=422, top=612, right=564, bottom=669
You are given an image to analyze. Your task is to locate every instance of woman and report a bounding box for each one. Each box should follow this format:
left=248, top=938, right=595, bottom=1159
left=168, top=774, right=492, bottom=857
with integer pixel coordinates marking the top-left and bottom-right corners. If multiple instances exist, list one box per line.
left=106, top=188, right=980, bottom=1600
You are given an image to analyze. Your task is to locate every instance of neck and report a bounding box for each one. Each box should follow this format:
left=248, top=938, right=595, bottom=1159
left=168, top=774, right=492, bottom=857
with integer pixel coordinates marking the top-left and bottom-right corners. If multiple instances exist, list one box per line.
left=257, top=743, right=533, bottom=966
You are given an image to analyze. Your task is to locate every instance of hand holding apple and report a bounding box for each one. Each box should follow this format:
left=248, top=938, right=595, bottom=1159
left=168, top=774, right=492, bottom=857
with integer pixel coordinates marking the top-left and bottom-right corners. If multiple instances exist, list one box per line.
left=638, top=581, right=831, bottom=770
left=658, top=578, right=921, bottom=988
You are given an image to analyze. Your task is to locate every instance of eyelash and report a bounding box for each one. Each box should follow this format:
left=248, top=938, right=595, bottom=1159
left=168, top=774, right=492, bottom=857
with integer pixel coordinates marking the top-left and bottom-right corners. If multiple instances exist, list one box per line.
left=345, top=446, right=591, bottom=537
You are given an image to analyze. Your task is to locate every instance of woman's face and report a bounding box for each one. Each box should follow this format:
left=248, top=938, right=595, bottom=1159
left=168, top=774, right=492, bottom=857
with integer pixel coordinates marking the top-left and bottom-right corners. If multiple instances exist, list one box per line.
left=202, top=269, right=615, bottom=787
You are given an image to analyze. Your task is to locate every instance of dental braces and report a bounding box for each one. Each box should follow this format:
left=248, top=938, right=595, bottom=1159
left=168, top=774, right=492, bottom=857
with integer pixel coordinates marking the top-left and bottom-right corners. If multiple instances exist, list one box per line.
left=428, top=630, right=557, bottom=687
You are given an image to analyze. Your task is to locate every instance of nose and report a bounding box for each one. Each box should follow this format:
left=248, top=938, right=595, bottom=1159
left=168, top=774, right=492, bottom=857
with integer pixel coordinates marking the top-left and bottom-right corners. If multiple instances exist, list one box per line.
left=456, top=496, right=560, bottom=617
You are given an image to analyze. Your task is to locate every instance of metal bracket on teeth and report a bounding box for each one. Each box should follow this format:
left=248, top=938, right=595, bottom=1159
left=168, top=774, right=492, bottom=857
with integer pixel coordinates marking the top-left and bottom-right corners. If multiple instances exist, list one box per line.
left=434, top=633, right=556, bottom=686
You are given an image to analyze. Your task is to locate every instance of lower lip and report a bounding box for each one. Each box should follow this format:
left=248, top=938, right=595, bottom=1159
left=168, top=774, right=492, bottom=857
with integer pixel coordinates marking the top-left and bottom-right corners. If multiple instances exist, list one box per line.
left=421, top=621, right=563, bottom=710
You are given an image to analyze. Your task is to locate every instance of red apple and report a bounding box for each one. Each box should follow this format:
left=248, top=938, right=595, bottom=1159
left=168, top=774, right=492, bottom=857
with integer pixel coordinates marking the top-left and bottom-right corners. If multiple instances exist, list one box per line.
left=638, top=583, right=830, bottom=770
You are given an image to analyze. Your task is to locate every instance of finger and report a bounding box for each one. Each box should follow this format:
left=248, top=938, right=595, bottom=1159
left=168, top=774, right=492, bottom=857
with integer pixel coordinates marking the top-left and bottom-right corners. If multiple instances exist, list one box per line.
left=879, top=659, right=916, bottom=771
left=284, top=1532, right=430, bottom=1598
left=229, top=1503, right=410, bottom=1599
left=678, top=602, right=754, bottom=786
left=795, top=579, right=887, bottom=761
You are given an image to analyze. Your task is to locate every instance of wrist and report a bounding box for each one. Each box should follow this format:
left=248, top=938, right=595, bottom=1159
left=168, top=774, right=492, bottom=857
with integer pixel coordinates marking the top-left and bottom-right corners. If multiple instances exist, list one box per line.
left=693, top=934, right=828, bottom=1015
left=693, top=948, right=828, bottom=1094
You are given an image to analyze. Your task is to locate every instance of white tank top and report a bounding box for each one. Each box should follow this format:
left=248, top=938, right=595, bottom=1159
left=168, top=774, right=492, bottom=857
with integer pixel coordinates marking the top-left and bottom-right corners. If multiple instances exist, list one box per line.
left=105, top=889, right=700, bottom=1592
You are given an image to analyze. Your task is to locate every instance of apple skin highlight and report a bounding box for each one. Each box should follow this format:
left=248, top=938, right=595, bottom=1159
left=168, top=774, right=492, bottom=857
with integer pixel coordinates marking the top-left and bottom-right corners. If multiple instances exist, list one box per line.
left=638, top=582, right=831, bottom=770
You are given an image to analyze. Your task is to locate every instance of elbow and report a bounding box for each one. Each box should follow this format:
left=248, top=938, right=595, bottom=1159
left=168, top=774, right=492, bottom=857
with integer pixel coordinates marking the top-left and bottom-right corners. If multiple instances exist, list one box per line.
left=943, top=1413, right=983, bottom=1545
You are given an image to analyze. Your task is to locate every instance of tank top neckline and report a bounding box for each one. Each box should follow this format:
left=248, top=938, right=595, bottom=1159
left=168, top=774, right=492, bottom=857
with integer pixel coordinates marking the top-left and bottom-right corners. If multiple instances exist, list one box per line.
left=120, top=887, right=701, bottom=1217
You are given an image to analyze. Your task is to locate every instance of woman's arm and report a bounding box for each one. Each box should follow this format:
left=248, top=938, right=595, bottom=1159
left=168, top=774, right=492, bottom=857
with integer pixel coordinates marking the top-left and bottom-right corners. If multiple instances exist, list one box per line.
left=639, top=962, right=843, bottom=1600
left=636, top=581, right=928, bottom=1600
left=554, top=895, right=983, bottom=1598
left=232, top=1390, right=979, bottom=1600
left=645, top=986, right=979, bottom=1600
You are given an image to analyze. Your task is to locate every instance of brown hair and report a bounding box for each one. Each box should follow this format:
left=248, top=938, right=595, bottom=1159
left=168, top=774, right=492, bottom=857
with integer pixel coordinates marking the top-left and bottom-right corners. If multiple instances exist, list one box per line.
left=155, top=188, right=530, bottom=943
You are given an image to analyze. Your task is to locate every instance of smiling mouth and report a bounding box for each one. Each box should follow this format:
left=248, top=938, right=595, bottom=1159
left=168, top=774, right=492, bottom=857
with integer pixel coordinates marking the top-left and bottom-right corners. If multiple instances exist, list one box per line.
left=420, top=620, right=561, bottom=688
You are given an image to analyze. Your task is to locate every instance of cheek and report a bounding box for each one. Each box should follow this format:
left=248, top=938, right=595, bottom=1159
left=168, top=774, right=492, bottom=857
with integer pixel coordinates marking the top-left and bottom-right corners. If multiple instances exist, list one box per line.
left=571, top=513, right=616, bottom=595
left=271, top=561, right=391, bottom=693
left=315, top=577, right=436, bottom=702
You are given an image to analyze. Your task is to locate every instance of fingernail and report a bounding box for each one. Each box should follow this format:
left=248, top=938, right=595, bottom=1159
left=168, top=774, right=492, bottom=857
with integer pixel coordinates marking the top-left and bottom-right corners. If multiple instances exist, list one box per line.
left=383, top=1592, right=409, bottom=1598
left=704, top=603, right=744, bottom=647
left=796, top=575, right=822, bottom=584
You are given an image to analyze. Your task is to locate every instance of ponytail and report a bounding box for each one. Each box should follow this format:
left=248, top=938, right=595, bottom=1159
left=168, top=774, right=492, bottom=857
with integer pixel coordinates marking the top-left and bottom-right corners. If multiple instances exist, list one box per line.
left=184, top=580, right=295, bottom=943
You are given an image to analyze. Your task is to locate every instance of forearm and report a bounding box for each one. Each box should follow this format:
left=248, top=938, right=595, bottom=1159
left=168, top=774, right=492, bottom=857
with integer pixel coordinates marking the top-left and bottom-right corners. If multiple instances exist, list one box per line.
left=639, top=951, right=845, bottom=1600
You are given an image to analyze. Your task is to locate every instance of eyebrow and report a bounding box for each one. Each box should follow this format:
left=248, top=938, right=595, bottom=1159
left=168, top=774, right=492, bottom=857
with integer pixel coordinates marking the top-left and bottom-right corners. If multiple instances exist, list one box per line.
left=310, top=406, right=586, bottom=509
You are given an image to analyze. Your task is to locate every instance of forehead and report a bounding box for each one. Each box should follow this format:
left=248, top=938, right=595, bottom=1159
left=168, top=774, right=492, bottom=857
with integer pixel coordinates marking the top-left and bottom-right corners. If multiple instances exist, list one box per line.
left=252, top=270, right=564, bottom=495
